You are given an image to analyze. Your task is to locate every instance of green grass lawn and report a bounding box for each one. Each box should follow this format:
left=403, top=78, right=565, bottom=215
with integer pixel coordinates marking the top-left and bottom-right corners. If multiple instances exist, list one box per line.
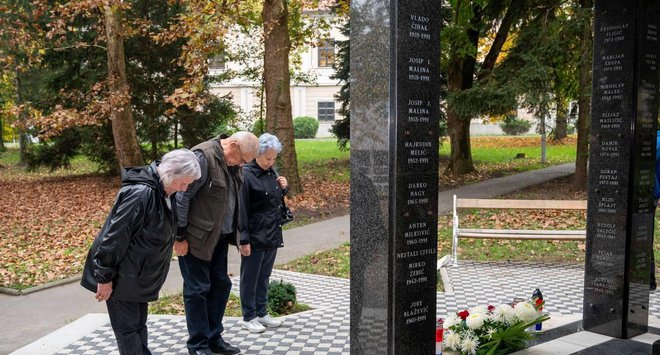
left=294, top=138, right=349, bottom=165
left=277, top=242, right=351, bottom=278
left=294, top=138, right=350, bottom=182
left=0, top=147, right=100, bottom=180
left=440, top=140, right=576, bottom=171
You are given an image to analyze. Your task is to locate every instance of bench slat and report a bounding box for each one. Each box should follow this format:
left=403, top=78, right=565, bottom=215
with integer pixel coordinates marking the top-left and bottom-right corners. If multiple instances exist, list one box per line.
left=458, top=232, right=586, bottom=240
left=457, top=199, right=587, bottom=210
left=460, top=228, right=585, bottom=235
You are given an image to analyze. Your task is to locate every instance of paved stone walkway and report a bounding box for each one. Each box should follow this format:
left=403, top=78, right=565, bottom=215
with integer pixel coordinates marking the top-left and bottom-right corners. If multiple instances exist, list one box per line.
left=15, top=262, right=660, bottom=354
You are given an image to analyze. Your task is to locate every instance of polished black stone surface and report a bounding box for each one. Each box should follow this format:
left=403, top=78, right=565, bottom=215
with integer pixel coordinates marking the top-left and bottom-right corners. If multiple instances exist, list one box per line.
left=349, top=0, right=441, bottom=353
left=526, top=321, right=585, bottom=347
left=527, top=321, right=660, bottom=354
left=583, top=0, right=660, bottom=338
left=572, top=339, right=652, bottom=355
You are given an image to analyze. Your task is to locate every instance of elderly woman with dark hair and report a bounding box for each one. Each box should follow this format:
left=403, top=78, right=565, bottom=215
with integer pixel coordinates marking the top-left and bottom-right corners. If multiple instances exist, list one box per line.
left=238, top=133, right=288, bottom=333
left=81, top=149, right=201, bottom=354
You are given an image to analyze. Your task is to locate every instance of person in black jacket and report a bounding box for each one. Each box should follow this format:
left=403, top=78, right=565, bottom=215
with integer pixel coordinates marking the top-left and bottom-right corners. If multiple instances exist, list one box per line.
left=238, top=133, right=288, bottom=333
left=81, top=149, right=201, bottom=355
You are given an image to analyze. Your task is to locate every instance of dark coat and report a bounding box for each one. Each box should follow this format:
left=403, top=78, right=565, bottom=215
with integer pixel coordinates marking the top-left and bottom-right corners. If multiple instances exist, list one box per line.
left=238, top=161, right=287, bottom=250
left=80, top=163, right=177, bottom=303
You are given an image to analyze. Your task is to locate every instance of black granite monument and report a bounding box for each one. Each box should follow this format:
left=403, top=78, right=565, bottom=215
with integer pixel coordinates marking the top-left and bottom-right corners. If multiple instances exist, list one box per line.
left=349, top=0, right=441, bottom=353
left=583, top=0, right=660, bottom=339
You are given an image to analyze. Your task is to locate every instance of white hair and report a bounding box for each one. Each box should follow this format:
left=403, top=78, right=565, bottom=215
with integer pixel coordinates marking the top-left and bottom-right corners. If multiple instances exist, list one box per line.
left=258, top=133, right=283, bottom=155
left=230, top=131, right=259, bottom=156
left=158, top=149, right=201, bottom=188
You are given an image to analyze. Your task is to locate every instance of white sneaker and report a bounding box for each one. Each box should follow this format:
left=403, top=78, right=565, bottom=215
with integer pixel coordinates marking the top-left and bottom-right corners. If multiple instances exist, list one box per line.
left=257, top=314, right=282, bottom=328
left=242, top=318, right=266, bottom=333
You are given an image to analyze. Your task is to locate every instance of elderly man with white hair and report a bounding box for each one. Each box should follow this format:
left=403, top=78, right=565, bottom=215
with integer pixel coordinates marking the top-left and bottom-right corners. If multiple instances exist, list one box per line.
left=174, top=131, right=259, bottom=355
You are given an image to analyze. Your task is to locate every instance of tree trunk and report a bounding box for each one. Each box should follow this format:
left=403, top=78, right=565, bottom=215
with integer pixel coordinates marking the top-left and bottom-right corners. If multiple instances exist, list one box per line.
left=554, top=97, right=568, bottom=140
left=540, top=114, right=547, bottom=164
left=445, top=5, right=482, bottom=175
left=14, top=68, right=28, bottom=166
left=573, top=0, right=593, bottom=191
left=446, top=108, right=474, bottom=174
left=0, top=115, right=4, bottom=151
left=104, top=3, right=144, bottom=169
left=445, top=57, right=476, bottom=174
left=262, top=0, right=302, bottom=196
left=174, top=118, right=179, bottom=148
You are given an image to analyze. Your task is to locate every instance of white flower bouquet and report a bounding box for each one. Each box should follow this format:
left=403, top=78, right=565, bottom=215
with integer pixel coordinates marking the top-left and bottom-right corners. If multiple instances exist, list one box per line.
left=443, top=300, right=549, bottom=355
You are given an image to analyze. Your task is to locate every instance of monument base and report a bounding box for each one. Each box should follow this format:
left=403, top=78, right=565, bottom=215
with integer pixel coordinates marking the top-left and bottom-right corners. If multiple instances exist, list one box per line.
left=514, top=316, right=660, bottom=354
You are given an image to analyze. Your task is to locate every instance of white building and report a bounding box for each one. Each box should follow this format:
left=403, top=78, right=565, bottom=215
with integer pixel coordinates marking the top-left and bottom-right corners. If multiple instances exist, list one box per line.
left=209, top=19, right=346, bottom=138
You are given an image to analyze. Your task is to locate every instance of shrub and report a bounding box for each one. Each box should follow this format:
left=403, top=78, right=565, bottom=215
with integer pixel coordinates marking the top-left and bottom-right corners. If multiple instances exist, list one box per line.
left=80, top=124, right=119, bottom=174
left=251, top=118, right=266, bottom=136
left=268, top=280, right=297, bottom=315
left=567, top=124, right=576, bottom=135
left=293, top=116, right=319, bottom=139
left=25, top=128, right=81, bottom=171
left=178, top=96, right=237, bottom=147
left=439, top=119, right=448, bottom=137
left=499, top=116, right=532, bottom=135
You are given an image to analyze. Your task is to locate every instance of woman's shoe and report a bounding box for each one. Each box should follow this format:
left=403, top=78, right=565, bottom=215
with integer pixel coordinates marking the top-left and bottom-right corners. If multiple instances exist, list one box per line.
left=242, top=318, right=266, bottom=333
left=257, top=314, right=282, bottom=328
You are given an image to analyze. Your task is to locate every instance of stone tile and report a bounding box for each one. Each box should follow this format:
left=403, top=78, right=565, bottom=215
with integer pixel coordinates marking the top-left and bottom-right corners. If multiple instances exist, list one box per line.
left=11, top=264, right=659, bottom=354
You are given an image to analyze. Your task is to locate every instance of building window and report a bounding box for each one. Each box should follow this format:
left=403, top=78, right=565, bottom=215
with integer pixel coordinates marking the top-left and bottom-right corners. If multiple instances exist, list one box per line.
left=318, top=101, right=335, bottom=121
left=208, top=55, right=225, bottom=70
left=317, top=38, right=335, bottom=68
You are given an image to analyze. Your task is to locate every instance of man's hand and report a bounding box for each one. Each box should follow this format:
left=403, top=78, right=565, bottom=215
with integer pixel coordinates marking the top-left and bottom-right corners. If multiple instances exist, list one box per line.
left=239, top=244, right=251, bottom=257
left=174, top=240, right=189, bottom=256
left=96, top=282, right=113, bottom=302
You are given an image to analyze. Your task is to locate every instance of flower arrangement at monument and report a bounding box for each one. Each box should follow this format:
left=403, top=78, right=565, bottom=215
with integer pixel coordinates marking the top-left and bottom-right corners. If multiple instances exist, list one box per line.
left=442, top=300, right=549, bottom=355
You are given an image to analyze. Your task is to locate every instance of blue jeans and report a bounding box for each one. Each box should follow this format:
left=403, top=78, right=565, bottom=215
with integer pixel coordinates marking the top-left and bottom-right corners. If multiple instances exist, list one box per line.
left=106, top=298, right=151, bottom=355
left=240, top=248, right=278, bottom=321
left=178, top=240, right=232, bottom=352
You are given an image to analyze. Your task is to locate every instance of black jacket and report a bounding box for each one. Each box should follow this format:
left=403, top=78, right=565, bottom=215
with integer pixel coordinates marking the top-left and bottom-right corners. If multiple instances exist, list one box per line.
left=81, top=163, right=177, bottom=302
left=239, top=161, right=287, bottom=250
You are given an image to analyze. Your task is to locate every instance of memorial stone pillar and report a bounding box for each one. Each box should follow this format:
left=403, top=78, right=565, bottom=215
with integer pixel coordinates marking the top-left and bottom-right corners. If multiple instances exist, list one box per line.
left=583, top=0, right=660, bottom=339
left=349, top=0, right=441, bottom=353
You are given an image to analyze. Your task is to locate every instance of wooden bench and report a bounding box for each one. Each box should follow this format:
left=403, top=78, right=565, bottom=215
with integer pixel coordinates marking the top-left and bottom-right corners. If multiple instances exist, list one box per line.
left=451, top=195, right=587, bottom=266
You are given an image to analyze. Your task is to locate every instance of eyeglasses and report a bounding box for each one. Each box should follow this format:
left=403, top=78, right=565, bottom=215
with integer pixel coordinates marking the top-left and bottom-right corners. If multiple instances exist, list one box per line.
left=234, top=142, right=250, bottom=165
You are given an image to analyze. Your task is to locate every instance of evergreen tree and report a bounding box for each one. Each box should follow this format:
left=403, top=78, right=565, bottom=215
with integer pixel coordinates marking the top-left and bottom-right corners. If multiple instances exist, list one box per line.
left=330, top=19, right=349, bottom=151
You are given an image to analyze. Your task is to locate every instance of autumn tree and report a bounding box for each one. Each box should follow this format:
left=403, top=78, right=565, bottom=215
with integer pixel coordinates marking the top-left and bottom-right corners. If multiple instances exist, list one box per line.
left=102, top=2, right=143, bottom=167
left=443, top=0, right=527, bottom=174
left=0, top=70, right=14, bottom=151
left=0, top=0, right=144, bottom=169
left=500, top=1, right=593, bottom=187
left=262, top=0, right=302, bottom=195
left=0, top=0, right=44, bottom=164
left=13, top=0, right=238, bottom=171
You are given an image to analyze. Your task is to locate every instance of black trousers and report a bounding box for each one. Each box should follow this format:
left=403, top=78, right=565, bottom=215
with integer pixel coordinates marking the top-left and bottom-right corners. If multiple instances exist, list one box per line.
left=240, top=247, right=277, bottom=321
left=178, top=239, right=232, bottom=352
left=106, top=298, right=151, bottom=355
